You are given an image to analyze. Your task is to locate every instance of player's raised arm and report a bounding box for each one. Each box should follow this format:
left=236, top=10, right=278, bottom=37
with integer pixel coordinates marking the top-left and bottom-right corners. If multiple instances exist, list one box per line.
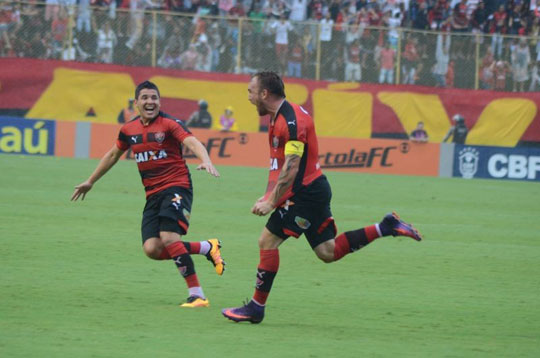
left=71, top=145, right=125, bottom=201
left=182, top=136, right=220, bottom=178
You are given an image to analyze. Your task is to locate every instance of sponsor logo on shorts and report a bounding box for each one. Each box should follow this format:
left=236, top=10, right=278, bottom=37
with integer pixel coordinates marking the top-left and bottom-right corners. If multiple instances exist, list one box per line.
left=171, top=193, right=182, bottom=210
left=294, top=216, right=311, bottom=230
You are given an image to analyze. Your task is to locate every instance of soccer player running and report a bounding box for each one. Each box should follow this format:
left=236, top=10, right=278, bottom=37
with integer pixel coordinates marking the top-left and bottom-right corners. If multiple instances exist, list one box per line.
left=222, top=72, right=422, bottom=324
left=71, top=81, right=225, bottom=308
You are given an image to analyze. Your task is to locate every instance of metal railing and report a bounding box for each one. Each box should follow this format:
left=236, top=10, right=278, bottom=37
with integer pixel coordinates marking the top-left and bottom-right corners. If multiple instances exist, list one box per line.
left=1, top=1, right=539, bottom=91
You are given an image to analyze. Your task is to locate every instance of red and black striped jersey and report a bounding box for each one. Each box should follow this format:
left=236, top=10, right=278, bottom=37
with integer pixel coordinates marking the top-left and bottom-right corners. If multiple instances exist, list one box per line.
left=265, top=100, right=323, bottom=206
left=116, top=111, right=193, bottom=198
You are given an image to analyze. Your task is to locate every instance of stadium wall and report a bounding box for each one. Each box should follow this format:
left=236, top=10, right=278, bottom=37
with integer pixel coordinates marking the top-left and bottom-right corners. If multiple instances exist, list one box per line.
left=1, top=58, right=540, bottom=147
left=2, top=116, right=539, bottom=182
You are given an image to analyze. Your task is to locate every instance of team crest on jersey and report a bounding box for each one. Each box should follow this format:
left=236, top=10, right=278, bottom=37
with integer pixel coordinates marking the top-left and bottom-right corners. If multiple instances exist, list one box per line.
left=272, top=136, right=280, bottom=148
left=294, top=216, right=311, bottom=230
left=171, top=194, right=182, bottom=210
left=155, top=132, right=165, bottom=144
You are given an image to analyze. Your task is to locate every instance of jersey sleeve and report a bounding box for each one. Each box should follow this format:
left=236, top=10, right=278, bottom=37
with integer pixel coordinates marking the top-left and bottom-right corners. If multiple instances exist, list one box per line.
left=116, top=128, right=130, bottom=150
left=170, top=118, right=193, bottom=143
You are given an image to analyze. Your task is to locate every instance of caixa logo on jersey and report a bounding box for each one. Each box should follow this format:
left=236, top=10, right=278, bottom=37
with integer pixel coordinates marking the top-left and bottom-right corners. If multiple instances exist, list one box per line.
left=458, top=147, right=479, bottom=179
left=0, top=117, right=55, bottom=155
left=135, top=150, right=167, bottom=163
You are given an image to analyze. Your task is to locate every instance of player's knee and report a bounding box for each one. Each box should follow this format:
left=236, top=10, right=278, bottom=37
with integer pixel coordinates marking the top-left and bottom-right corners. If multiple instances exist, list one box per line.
left=315, top=250, right=334, bottom=263
left=143, top=239, right=163, bottom=260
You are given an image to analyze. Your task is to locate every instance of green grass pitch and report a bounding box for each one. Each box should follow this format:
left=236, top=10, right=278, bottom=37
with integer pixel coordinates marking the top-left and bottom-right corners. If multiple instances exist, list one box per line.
left=1, top=154, right=539, bottom=357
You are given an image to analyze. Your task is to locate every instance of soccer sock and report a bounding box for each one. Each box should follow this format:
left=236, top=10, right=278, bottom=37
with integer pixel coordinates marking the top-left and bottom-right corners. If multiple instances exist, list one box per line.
left=252, top=249, right=279, bottom=306
left=333, top=225, right=381, bottom=261
left=166, top=241, right=204, bottom=298
left=182, top=241, right=211, bottom=255
left=158, top=248, right=171, bottom=260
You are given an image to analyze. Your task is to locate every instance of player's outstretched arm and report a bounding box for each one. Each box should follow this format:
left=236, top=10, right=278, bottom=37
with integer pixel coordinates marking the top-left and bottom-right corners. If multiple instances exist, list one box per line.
left=183, top=136, right=220, bottom=177
left=71, top=145, right=125, bottom=201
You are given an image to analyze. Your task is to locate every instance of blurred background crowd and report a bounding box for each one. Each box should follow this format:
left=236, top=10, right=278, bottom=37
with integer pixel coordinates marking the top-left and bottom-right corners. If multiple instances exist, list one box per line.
left=1, top=0, right=539, bottom=91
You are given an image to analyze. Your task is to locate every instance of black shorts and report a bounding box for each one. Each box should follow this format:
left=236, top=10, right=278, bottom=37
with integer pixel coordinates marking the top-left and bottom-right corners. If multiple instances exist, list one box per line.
left=141, top=186, right=193, bottom=243
left=266, top=175, right=337, bottom=249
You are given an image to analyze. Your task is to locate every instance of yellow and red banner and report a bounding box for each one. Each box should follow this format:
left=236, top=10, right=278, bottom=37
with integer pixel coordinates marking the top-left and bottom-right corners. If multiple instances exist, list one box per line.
left=1, top=58, right=539, bottom=147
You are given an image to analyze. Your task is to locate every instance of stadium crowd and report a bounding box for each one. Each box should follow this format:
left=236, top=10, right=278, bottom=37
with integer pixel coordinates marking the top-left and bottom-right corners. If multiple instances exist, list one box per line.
left=1, top=0, right=539, bottom=91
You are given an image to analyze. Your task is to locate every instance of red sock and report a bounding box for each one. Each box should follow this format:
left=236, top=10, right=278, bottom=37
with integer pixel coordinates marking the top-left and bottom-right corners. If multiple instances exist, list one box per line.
left=364, top=225, right=381, bottom=242
left=185, top=273, right=200, bottom=288
left=253, top=249, right=279, bottom=305
left=158, top=248, right=171, bottom=260
left=166, top=241, right=187, bottom=257
left=333, top=233, right=350, bottom=261
left=186, top=242, right=201, bottom=255
left=333, top=225, right=381, bottom=261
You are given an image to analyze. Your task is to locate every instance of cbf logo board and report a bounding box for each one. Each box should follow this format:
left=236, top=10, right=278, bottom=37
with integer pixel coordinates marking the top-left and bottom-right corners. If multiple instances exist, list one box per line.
left=0, top=117, right=56, bottom=155
left=453, top=145, right=540, bottom=182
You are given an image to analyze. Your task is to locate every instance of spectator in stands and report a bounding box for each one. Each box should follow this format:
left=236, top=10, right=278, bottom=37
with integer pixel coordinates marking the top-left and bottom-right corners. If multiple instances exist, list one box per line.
left=219, top=106, right=236, bottom=131
left=126, top=0, right=157, bottom=50
left=319, top=11, right=334, bottom=79
left=479, top=45, right=494, bottom=89
left=433, top=32, right=451, bottom=87
left=491, top=59, right=510, bottom=91
left=343, top=19, right=362, bottom=44
left=270, top=13, right=294, bottom=75
left=180, top=43, right=199, bottom=70
left=96, top=21, right=117, bottom=63
left=62, top=37, right=90, bottom=61
left=77, top=0, right=92, bottom=34
left=409, top=121, right=429, bottom=143
left=429, top=0, right=451, bottom=30
left=187, top=99, right=213, bottom=128
left=288, top=37, right=304, bottom=77
left=45, top=0, right=60, bottom=22
left=412, top=1, right=429, bottom=30
left=206, top=21, right=222, bottom=71
left=490, top=4, right=507, bottom=58
left=471, top=1, right=487, bottom=34
left=344, top=38, right=363, bottom=82
left=507, top=3, right=525, bottom=35
left=443, top=114, right=468, bottom=144
left=158, top=45, right=183, bottom=68
left=195, top=39, right=213, bottom=71
left=378, top=40, right=396, bottom=84
left=529, top=59, right=540, bottom=91
left=219, top=0, right=234, bottom=18
left=51, top=7, right=69, bottom=58
left=511, top=38, right=531, bottom=92
left=402, top=35, right=419, bottom=84
left=289, top=0, right=308, bottom=22
left=451, top=0, right=469, bottom=32
left=0, top=0, right=16, bottom=55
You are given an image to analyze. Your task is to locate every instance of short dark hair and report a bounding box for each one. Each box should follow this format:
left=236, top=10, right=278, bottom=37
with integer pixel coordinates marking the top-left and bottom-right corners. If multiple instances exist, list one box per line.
left=253, top=71, right=285, bottom=98
left=135, top=80, right=160, bottom=100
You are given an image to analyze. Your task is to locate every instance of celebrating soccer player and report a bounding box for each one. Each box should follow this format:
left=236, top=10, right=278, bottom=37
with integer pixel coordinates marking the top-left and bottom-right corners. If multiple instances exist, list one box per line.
left=72, top=81, right=225, bottom=308
left=222, top=71, right=422, bottom=323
